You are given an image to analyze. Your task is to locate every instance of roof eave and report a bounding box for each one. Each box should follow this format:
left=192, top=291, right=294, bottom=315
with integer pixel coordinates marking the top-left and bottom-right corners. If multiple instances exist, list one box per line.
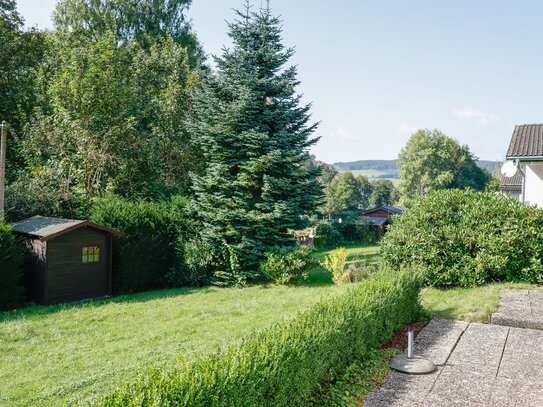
left=506, top=155, right=543, bottom=161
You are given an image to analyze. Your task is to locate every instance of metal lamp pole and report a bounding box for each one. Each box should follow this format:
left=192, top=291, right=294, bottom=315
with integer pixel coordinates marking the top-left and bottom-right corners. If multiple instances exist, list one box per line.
left=0, top=121, right=7, bottom=221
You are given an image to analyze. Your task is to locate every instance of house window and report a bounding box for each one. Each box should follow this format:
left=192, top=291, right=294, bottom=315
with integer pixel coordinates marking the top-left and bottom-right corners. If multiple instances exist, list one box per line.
left=82, top=246, right=100, bottom=263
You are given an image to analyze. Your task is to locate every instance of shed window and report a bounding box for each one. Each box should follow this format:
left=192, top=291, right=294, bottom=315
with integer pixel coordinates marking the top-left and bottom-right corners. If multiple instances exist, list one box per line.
left=82, top=246, right=100, bottom=263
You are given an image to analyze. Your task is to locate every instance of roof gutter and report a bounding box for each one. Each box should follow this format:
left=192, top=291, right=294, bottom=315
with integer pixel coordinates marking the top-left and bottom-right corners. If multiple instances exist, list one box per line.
left=506, top=156, right=543, bottom=161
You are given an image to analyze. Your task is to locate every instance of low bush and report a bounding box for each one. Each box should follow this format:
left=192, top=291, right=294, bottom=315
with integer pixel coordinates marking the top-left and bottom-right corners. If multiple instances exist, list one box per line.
left=0, top=223, right=25, bottom=310
left=315, top=222, right=378, bottom=249
left=315, top=223, right=343, bottom=248
left=321, top=247, right=348, bottom=283
left=259, top=246, right=312, bottom=285
left=337, top=223, right=378, bottom=245
left=380, top=189, right=543, bottom=287
left=343, top=262, right=376, bottom=283
left=90, top=195, right=195, bottom=293
left=94, top=270, right=422, bottom=407
left=167, top=238, right=216, bottom=287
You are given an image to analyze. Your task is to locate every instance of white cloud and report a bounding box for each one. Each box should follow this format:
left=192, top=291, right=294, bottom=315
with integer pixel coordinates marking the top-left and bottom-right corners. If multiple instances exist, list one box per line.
left=396, top=123, right=420, bottom=135
left=451, top=108, right=499, bottom=127
left=329, top=127, right=361, bottom=143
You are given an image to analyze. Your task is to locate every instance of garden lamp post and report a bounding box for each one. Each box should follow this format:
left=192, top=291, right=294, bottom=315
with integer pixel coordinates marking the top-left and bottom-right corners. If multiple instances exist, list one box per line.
left=0, top=121, right=7, bottom=220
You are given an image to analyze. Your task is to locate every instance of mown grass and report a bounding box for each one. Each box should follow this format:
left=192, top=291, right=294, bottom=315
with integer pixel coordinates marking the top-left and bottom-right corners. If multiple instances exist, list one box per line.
left=0, top=279, right=350, bottom=406
left=306, top=244, right=380, bottom=286
left=420, top=282, right=534, bottom=322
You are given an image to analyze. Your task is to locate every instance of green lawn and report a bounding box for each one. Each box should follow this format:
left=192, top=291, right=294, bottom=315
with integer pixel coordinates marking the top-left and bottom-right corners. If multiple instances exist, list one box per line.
left=0, top=280, right=350, bottom=406
left=420, top=283, right=534, bottom=322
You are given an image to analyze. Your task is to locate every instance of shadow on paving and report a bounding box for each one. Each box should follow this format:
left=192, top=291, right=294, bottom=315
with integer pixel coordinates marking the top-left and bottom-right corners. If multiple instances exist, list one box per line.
left=363, top=318, right=543, bottom=406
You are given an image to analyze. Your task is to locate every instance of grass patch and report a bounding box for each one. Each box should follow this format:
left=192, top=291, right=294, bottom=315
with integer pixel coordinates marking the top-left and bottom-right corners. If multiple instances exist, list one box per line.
left=420, top=283, right=534, bottom=322
left=0, top=281, right=349, bottom=406
left=306, top=244, right=379, bottom=286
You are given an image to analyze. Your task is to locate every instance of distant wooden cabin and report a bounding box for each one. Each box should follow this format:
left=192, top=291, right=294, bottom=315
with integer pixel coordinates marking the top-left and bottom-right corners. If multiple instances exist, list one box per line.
left=12, top=216, right=123, bottom=305
left=362, top=206, right=406, bottom=238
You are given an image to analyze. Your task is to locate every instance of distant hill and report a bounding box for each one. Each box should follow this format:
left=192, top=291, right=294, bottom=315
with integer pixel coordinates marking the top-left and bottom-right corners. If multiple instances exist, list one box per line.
left=332, top=159, right=497, bottom=184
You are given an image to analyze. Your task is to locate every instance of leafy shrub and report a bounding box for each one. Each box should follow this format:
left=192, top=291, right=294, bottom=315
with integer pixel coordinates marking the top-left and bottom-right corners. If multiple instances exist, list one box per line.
left=90, top=195, right=195, bottom=293
left=321, top=247, right=348, bottom=283
left=315, top=223, right=343, bottom=248
left=315, top=222, right=377, bottom=248
left=337, top=223, right=378, bottom=244
left=343, top=262, right=376, bottom=283
left=0, top=223, right=25, bottom=310
left=259, top=246, right=312, bottom=285
left=166, top=238, right=216, bottom=287
left=380, top=189, right=543, bottom=287
left=95, top=270, right=422, bottom=407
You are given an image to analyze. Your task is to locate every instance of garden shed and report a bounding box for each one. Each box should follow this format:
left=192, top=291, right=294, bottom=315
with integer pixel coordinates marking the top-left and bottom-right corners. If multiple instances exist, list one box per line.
left=12, top=216, right=123, bottom=305
left=362, top=205, right=406, bottom=238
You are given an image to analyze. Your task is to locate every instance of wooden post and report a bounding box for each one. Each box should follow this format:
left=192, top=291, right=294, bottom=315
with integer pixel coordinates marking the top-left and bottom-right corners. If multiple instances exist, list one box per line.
left=0, top=121, right=7, bottom=221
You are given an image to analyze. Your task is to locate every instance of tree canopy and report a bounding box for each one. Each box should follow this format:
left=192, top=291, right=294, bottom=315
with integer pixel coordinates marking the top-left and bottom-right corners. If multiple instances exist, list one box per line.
left=398, top=129, right=490, bottom=206
left=190, top=3, right=321, bottom=273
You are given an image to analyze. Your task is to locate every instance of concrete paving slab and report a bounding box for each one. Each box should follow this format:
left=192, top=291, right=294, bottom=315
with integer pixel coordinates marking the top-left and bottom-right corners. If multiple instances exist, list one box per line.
left=428, top=363, right=497, bottom=404
left=411, top=319, right=467, bottom=365
left=364, top=312, right=543, bottom=406
left=489, top=377, right=543, bottom=407
left=373, top=368, right=441, bottom=401
left=446, top=323, right=508, bottom=367
left=491, top=288, right=543, bottom=330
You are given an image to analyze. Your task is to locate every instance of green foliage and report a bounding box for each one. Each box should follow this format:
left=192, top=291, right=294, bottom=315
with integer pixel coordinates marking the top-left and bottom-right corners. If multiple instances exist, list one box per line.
left=190, top=5, right=322, bottom=273
left=315, top=223, right=344, bottom=248
left=315, top=222, right=377, bottom=248
left=311, top=349, right=397, bottom=406
left=90, top=195, right=194, bottom=293
left=321, top=247, right=348, bottom=283
left=336, top=223, right=378, bottom=245
left=380, top=189, right=543, bottom=287
left=166, top=238, right=215, bottom=287
left=369, top=179, right=399, bottom=207
left=398, top=129, right=490, bottom=206
left=0, top=1, right=45, bottom=183
left=0, top=223, right=25, bottom=310
left=94, top=270, right=422, bottom=407
left=260, top=246, right=312, bottom=285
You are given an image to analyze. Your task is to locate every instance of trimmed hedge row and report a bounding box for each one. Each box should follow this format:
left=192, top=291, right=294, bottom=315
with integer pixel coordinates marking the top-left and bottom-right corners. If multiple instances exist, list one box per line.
left=90, top=195, right=195, bottom=293
left=380, top=189, right=543, bottom=287
left=94, top=270, right=422, bottom=407
left=0, top=223, right=25, bottom=311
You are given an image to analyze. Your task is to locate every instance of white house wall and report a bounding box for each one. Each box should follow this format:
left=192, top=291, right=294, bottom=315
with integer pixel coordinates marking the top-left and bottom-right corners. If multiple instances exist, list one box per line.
left=522, top=162, right=543, bottom=207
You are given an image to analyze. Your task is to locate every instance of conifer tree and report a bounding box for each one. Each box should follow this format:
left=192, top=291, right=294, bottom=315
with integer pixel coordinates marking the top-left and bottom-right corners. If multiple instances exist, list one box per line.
left=190, top=2, right=321, bottom=273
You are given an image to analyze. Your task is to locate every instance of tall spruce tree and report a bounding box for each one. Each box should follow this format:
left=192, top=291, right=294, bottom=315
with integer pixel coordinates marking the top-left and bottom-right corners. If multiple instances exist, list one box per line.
left=190, top=2, right=321, bottom=274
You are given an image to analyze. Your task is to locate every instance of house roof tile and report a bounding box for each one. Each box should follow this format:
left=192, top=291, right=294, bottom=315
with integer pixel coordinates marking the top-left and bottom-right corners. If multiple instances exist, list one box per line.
left=506, top=124, right=543, bottom=159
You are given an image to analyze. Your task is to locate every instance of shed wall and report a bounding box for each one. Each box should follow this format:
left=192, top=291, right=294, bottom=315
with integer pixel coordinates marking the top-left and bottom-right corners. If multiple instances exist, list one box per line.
left=45, top=227, right=111, bottom=304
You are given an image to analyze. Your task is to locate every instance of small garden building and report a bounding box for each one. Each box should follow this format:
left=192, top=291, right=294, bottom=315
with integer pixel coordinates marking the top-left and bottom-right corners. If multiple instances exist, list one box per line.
left=12, top=216, right=123, bottom=305
left=362, top=205, right=406, bottom=237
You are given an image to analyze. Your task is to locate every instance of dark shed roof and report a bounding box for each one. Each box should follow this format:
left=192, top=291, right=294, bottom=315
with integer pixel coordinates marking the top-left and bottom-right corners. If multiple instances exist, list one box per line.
left=506, top=124, right=543, bottom=159
left=362, top=206, right=406, bottom=215
left=12, top=216, right=123, bottom=241
left=499, top=174, right=522, bottom=192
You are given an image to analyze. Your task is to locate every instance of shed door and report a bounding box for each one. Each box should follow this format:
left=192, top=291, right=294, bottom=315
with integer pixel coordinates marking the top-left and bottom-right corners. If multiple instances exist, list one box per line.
left=46, top=229, right=109, bottom=304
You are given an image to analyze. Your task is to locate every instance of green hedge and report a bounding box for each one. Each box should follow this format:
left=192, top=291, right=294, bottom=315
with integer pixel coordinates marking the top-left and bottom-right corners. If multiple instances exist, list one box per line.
left=90, top=195, right=194, bottom=293
left=380, top=189, right=543, bottom=287
left=0, top=223, right=25, bottom=310
left=315, top=222, right=377, bottom=248
left=94, top=270, right=421, bottom=406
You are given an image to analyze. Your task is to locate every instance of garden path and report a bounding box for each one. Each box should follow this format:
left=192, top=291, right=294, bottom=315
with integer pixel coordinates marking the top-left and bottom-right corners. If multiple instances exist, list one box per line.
left=491, top=288, right=543, bottom=330
left=364, top=318, right=543, bottom=406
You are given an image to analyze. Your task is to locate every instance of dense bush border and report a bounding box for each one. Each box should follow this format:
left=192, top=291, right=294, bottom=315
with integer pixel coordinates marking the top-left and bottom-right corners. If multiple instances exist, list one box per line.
left=380, top=189, right=543, bottom=287
left=94, top=270, right=421, bottom=406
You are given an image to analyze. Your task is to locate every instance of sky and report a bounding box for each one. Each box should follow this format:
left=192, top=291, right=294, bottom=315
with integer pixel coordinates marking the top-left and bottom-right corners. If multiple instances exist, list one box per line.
left=15, top=0, right=543, bottom=164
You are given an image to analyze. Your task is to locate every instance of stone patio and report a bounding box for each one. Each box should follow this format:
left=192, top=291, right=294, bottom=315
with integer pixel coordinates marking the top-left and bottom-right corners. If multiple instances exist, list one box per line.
left=491, top=288, right=543, bottom=330
left=364, top=317, right=543, bottom=406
